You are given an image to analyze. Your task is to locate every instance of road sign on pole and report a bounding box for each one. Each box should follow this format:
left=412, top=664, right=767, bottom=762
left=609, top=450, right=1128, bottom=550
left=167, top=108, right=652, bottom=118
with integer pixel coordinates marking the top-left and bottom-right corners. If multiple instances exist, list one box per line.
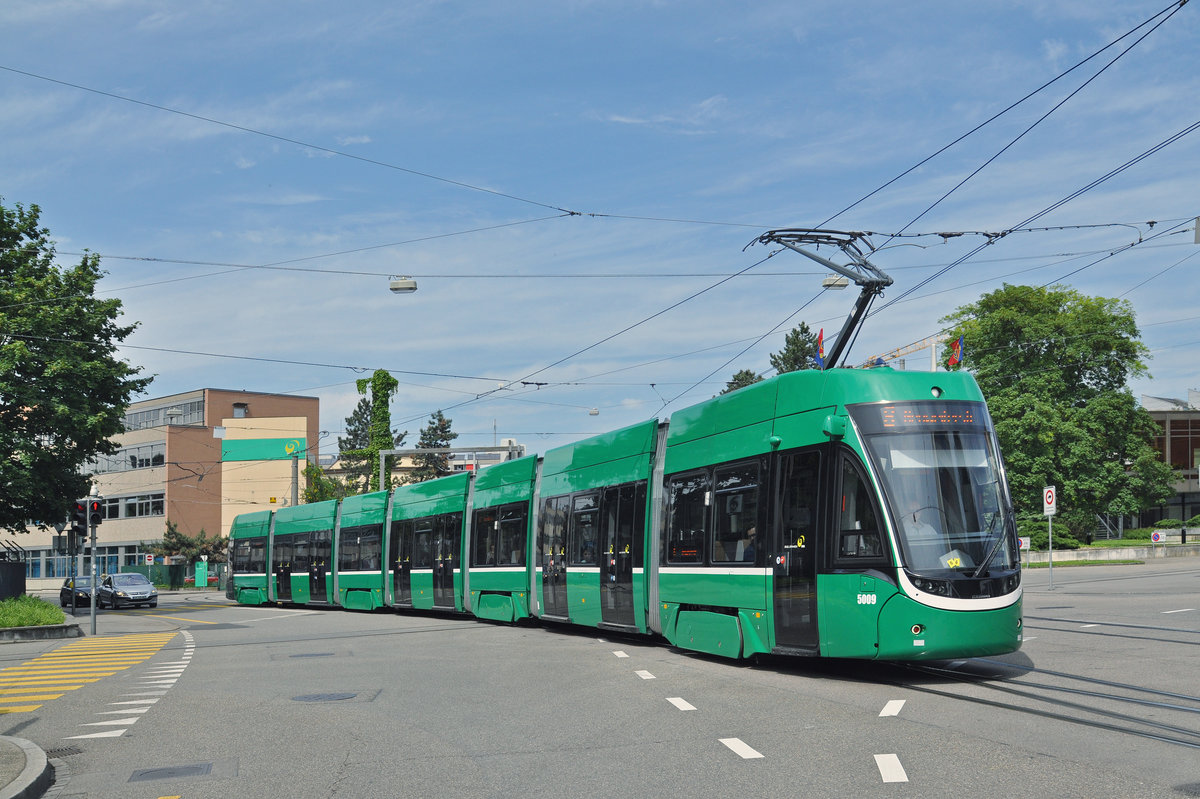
left=1043, top=486, right=1057, bottom=516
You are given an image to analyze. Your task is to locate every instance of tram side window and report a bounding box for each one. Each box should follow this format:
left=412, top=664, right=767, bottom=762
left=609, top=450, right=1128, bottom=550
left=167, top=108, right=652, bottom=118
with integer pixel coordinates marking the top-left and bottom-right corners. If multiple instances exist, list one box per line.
left=292, top=536, right=311, bottom=574
left=780, top=451, right=820, bottom=553
left=666, top=472, right=709, bottom=564
left=413, top=523, right=433, bottom=568
left=539, top=495, right=569, bottom=566
left=498, top=503, right=527, bottom=565
left=837, top=457, right=887, bottom=563
left=714, top=462, right=760, bottom=564
left=338, top=524, right=381, bottom=571
left=472, top=507, right=498, bottom=566
left=570, top=494, right=599, bottom=566
left=391, top=519, right=413, bottom=567
left=248, top=537, right=266, bottom=573
left=233, top=536, right=266, bottom=573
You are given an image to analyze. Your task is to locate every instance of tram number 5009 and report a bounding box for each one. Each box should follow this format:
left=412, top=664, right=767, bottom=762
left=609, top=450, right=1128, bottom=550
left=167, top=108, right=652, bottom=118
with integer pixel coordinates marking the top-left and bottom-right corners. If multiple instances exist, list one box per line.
left=856, top=593, right=877, bottom=605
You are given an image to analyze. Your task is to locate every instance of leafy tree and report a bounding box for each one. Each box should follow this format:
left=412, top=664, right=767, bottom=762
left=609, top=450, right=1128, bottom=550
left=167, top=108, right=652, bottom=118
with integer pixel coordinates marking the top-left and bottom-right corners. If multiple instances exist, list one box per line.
left=942, top=284, right=1174, bottom=539
left=720, top=369, right=762, bottom=395
left=769, top=322, right=821, bottom=373
left=302, top=462, right=353, bottom=503
left=407, top=410, right=458, bottom=483
left=338, top=370, right=406, bottom=492
left=0, top=200, right=151, bottom=533
left=148, top=520, right=227, bottom=564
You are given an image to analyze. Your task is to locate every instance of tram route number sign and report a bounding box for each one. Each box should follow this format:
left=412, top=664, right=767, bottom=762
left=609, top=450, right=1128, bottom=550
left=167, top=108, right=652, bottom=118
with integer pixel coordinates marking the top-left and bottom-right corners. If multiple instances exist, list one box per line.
left=1043, top=486, right=1057, bottom=517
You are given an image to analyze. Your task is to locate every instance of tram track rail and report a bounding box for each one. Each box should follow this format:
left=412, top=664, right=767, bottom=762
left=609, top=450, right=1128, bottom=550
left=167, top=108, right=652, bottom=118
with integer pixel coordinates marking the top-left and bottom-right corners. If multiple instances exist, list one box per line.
left=890, top=658, right=1200, bottom=750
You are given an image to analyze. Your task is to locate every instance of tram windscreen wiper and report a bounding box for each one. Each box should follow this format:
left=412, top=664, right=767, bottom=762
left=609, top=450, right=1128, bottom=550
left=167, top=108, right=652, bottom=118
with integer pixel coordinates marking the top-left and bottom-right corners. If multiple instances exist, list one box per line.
left=970, top=510, right=1005, bottom=579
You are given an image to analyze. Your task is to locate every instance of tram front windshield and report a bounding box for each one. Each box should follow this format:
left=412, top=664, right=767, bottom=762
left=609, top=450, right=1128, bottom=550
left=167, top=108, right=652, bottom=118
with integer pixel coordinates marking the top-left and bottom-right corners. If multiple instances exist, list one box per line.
left=849, top=401, right=1017, bottom=577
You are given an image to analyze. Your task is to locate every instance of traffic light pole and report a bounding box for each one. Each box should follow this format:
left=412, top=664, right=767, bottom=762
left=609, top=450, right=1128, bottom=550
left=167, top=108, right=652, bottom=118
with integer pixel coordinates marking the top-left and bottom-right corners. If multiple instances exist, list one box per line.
left=89, top=518, right=97, bottom=635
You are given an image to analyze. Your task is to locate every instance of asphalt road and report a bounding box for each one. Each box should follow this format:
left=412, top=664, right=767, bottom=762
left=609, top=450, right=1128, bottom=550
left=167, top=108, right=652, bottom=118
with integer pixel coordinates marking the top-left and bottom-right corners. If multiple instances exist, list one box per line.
left=5, top=562, right=1198, bottom=798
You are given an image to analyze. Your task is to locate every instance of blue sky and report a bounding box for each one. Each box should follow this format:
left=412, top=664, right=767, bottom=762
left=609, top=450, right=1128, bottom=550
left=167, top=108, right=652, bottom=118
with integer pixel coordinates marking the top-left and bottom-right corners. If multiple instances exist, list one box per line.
left=2, top=1, right=1198, bottom=460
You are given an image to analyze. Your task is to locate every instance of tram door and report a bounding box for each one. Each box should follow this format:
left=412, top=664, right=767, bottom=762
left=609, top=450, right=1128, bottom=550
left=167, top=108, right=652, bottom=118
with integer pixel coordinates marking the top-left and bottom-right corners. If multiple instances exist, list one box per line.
left=540, top=496, right=570, bottom=618
left=310, top=529, right=331, bottom=603
left=433, top=514, right=461, bottom=609
left=390, top=519, right=412, bottom=606
left=773, top=450, right=820, bottom=651
left=273, top=534, right=293, bottom=602
left=599, top=484, right=639, bottom=628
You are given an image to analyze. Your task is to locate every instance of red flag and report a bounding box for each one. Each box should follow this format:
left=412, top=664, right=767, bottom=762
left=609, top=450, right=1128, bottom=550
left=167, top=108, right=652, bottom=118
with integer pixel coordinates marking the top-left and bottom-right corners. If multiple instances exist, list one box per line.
left=947, top=335, right=964, bottom=368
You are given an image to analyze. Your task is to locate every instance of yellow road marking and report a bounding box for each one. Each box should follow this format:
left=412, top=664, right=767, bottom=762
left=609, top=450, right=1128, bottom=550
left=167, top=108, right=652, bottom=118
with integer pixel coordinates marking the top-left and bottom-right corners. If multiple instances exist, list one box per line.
left=141, top=614, right=220, bottom=624
left=0, top=633, right=179, bottom=715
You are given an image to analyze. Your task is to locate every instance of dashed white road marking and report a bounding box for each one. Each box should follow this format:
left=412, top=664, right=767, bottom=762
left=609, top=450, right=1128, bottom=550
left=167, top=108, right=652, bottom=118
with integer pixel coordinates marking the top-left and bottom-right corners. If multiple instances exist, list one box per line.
left=80, top=717, right=141, bottom=726
left=1081, top=623, right=1099, bottom=628
left=66, top=729, right=125, bottom=739
left=634, top=670, right=655, bottom=680
left=719, top=738, right=763, bottom=759
left=98, top=708, right=149, bottom=715
left=879, top=700, right=906, bottom=717
left=1162, top=608, right=1195, bottom=614
left=874, top=754, right=909, bottom=783
left=667, top=697, right=696, bottom=711
left=613, top=651, right=629, bottom=658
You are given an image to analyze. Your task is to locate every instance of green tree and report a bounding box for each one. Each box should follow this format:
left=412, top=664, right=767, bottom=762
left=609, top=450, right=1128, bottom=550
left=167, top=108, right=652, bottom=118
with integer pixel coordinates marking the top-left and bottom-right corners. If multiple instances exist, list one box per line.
left=337, top=392, right=406, bottom=493
left=339, top=370, right=407, bottom=492
left=148, top=520, right=227, bottom=564
left=0, top=200, right=151, bottom=533
left=769, top=322, right=821, bottom=373
left=407, top=410, right=458, bottom=483
left=302, top=462, right=353, bottom=503
left=720, top=368, right=762, bottom=395
left=942, top=284, right=1174, bottom=539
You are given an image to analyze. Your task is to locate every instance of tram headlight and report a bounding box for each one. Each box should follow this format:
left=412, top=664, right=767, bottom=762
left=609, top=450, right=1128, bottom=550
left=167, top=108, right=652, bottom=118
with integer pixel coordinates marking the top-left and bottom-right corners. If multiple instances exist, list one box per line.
left=911, top=577, right=951, bottom=597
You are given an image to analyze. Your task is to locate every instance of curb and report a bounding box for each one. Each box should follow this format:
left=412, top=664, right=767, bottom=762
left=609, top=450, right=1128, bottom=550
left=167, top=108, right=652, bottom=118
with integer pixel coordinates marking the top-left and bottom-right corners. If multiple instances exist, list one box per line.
left=0, top=624, right=83, bottom=644
left=0, top=737, right=50, bottom=799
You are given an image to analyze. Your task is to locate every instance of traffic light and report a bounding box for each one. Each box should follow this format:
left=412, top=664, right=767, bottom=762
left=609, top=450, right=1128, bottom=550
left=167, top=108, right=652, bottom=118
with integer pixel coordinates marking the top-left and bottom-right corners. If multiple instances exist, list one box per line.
left=70, top=500, right=87, bottom=539
left=88, top=498, right=103, bottom=527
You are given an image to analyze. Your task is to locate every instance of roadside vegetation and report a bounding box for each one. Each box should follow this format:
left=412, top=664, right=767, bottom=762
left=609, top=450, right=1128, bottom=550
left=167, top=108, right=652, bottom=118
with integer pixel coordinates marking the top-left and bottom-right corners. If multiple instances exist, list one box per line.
left=0, top=595, right=66, bottom=628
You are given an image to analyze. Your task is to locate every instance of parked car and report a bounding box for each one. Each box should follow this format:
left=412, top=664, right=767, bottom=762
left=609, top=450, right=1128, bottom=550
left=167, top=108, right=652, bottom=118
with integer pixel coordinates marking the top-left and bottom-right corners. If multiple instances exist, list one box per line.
left=59, top=576, right=94, bottom=607
left=97, top=573, right=158, bottom=609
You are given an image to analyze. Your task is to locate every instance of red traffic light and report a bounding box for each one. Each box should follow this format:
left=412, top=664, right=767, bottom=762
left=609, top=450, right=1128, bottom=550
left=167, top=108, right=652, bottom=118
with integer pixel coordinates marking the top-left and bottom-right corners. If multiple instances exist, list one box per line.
left=88, top=499, right=103, bottom=525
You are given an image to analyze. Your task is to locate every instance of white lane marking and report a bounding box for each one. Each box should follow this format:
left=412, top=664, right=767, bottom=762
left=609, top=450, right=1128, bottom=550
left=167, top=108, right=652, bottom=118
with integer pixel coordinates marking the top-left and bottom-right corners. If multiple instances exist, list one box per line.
left=635, top=670, right=655, bottom=680
left=1162, top=608, right=1195, bottom=614
left=98, top=708, right=149, bottom=715
left=879, top=700, right=906, bottom=717
left=66, top=729, right=126, bottom=739
left=110, top=699, right=160, bottom=705
left=667, top=697, right=696, bottom=711
left=874, top=754, right=909, bottom=783
left=80, top=717, right=141, bottom=726
left=719, top=738, right=764, bottom=759
left=613, top=651, right=629, bottom=658
left=121, top=691, right=167, bottom=697
left=1080, top=624, right=1099, bottom=628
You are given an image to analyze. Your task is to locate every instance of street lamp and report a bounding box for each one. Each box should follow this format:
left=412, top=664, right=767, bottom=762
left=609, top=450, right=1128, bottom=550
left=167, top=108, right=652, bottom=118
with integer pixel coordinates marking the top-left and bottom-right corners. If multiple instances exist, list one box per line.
left=389, top=276, right=418, bottom=294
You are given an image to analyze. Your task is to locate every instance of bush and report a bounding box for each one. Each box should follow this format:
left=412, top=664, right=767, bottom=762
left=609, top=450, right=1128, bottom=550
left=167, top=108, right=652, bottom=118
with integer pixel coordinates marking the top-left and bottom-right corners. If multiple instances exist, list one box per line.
left=1154, top=517, right=1185, bottom=529
left=1120, top=527, right=1154, bottom=540
left=0, top=595, right=66, bottom=628
left=1187, top=514, right=1200, bottom=527
left=1025, top=526, right=1082, bottom=551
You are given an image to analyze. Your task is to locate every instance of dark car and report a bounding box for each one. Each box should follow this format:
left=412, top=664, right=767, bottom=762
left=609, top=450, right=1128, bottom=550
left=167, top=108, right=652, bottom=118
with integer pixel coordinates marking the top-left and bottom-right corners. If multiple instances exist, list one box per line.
left=59, top=576, right=94, bottom=607
left=97, top=573, right=158, bottom=609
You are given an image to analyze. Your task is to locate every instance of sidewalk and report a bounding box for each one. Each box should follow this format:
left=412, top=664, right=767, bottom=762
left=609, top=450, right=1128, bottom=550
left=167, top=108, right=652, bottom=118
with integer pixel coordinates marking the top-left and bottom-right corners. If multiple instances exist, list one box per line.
left=0, top=737, right=50, bottom=799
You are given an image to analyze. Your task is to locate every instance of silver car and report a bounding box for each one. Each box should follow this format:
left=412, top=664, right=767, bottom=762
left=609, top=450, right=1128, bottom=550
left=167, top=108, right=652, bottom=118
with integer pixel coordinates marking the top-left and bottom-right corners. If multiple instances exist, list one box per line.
left=98, top=573, right=159, bottom=609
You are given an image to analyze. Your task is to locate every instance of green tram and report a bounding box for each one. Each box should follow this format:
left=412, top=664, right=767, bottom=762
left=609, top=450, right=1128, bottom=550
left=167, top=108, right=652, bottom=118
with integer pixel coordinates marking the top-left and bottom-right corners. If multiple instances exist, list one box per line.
left=229, top=367, right=1022, bottom=661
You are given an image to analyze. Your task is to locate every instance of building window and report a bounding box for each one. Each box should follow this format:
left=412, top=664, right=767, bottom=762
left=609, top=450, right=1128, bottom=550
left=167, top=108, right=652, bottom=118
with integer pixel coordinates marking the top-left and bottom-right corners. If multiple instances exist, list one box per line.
left=232, top=403, right=248, bottom=418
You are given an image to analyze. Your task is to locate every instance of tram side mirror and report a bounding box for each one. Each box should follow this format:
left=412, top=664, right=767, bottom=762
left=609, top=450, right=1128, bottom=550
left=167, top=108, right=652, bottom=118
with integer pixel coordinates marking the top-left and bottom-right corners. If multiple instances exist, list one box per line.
left=823, top=415, right=847, bottom=439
